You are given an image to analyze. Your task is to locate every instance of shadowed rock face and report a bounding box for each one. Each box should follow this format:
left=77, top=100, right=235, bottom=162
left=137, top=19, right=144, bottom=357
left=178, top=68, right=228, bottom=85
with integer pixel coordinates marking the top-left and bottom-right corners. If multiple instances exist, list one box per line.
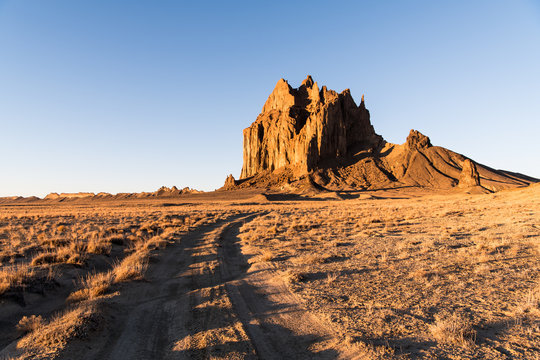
left=240, top=76, right=382, bottom=179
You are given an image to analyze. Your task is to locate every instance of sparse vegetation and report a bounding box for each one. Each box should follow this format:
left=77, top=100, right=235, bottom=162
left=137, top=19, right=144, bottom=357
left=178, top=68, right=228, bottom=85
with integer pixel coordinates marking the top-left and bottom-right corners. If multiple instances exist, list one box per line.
left=67, top=271, right=113, bottom=303
left=0, top=185, right=538, bottom=359
left=112, top=251, right=148, bottom=283
left=236, top=185, right=540, bottom=359
left=0, top=203, right=238, bottom=358
left=429, top=311, right=476, bottom=347
left=259, top=249, right=274, bottom=262
left=16, top=302, right=101, bottom=358
left=16, top=315, right=44, bottom=334
left=283, top=270, right=305, bottom=284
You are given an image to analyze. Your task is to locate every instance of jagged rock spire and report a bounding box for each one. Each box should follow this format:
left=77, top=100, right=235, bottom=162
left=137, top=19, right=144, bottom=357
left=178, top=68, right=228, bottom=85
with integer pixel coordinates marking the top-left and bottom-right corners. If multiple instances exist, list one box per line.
left=406, top=130, right=432, bottom=150
left=240, top=76, right=381, bottom=179
left=302, top=75, right=314, bottom=87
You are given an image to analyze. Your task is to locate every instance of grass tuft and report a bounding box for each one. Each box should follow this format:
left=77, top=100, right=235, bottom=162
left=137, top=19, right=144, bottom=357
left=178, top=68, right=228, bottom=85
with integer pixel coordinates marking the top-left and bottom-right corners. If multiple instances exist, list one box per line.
left=429, top=311, right=476, bottom=347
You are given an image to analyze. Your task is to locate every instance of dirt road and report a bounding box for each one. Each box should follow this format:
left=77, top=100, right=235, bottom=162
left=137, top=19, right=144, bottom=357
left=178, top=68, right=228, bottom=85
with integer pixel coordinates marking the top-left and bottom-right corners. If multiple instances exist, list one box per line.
left=58, top=213, right=345, bottom=359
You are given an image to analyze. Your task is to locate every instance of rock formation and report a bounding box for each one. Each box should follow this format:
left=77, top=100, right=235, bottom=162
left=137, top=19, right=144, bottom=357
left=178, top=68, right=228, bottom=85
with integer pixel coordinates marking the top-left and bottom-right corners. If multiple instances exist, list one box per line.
left=44, top=192, right=94, bottom=200
left=42, top=186, right=203, bottom=201
left=406, top=129, right=432, bottom=150
left=135, top=186, right=202, bottom=197
left=458, top=159, right=481, bottom=188
left=223, top=174, right=237, bottom=190
left=240, top=76, right=382, bottom=179
left=228, top=76, right=537, bottom=192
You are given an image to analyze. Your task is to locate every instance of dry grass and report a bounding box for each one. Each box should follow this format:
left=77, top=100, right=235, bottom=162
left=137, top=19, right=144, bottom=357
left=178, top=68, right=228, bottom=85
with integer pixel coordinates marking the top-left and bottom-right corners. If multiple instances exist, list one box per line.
left=518, top=280, right=540, bottom=314
left=282, top=270, right=305, bottom=284
left=0, top=205, right=233, bottom=298
left=0, top=186, right=538, bottom=359
left=236, top=186, right=540, bottom=359
left=0, top=203, right=238, bottom=359
left=16, top=302, right=101, bottom=358
left=144, top=235, right=168, bottom=250
left=326, top=272, right=338, bottom=285
left=16, top=315, right=44, bottom=334
left=67, top=271, right=114, bottom=303
left=112, top=250, right=149, bottom=283
left=429, top=311, right=476, bottom=347
left=259, top=249, right=274, bottom=262
left=0, top=265, right=36, bottom=295
left=86, top=237, right=112, bottom=255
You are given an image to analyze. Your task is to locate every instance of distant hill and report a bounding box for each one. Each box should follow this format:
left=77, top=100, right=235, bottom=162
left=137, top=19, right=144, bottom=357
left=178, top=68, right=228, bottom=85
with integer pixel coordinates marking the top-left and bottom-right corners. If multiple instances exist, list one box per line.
left=0, top=186, right=202, bottom=203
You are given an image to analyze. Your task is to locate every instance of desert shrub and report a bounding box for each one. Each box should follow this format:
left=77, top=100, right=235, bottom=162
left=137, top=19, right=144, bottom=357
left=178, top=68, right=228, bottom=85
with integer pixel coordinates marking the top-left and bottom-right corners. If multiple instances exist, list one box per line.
left=39, top=237, right=69, bottom=247
left=520, top=281, right=540, bottom=313
left=430, top=311, right=476, bottom=347
left=239, top=231, right=258, bottom=244
left=86, top=238, right=112, bottom=255
left=267, top=225, right=278, bottom=234
left=293, top=253, right=328, bottom=265
left=54, top=246, right=86, bottom=265
left=16, top=315, right=44, bottom=334
left=259, top=250, right=274, bottom=262
left=68, top=271, right=113, bottom=303
left=283, top=270, right=305, bottom=284
left=17, top=302, right=100, bottom=355
left=145, top=235, right=168, bottom=250
left=113, top=251, right=148, bottom=283
left=0, top=265, right=36, bottom=295
left=326, top=272, right=338, bottom=285
left=31, top=252, right=59, bottom=266
left=32, top=245, right=86, bottom=266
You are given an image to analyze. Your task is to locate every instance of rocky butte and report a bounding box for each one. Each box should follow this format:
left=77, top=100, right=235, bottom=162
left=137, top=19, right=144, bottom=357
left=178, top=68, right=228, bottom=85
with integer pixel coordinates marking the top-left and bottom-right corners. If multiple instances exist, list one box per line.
left=225, top=76, right=536, bottom=193
left=240, top=76, right=382, bottom=178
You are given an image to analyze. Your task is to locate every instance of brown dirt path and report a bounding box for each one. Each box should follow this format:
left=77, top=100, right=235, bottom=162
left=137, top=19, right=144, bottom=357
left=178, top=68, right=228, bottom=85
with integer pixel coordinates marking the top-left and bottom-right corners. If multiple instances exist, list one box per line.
left=54, top=213, right=348, bottom=359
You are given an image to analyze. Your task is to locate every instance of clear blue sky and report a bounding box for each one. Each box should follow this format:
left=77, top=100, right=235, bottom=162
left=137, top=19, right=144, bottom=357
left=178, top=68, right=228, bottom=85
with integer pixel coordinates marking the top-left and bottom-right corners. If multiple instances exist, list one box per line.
left=1, top=1, right=539, bottom=197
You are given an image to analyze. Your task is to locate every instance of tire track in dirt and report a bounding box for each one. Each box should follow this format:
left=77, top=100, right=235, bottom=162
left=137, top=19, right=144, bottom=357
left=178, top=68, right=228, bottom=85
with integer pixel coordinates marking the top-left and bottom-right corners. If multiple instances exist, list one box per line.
left=57, top=212, right=347, bottom=359
left=59, top=214, right=256, bottom=360
left=217, top=220, right=346, bottom=360
left=173, top=214, right=259, bottom=359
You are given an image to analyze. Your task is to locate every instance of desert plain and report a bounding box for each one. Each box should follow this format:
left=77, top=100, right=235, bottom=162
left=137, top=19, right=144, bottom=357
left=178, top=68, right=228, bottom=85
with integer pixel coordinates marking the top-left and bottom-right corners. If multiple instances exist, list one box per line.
left=0, top=184, right=538, bottom=360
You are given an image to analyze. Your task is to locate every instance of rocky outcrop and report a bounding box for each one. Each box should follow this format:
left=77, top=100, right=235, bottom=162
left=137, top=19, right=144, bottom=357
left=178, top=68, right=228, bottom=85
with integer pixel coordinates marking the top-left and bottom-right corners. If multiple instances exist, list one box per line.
left=44, top=192, right=94, bottom=200
left=42, top=186, right=203, bottom=201
left=150, top=186, right=202, bottom=197
left=240, top=76, right=382, bottom=178
left=458, top=159, right=481, bottom=188
left=406, top=129, right=432, bottom=150
left=232, top=76, right=537, bottom=192
left=223, top=174, right=237, bottom=190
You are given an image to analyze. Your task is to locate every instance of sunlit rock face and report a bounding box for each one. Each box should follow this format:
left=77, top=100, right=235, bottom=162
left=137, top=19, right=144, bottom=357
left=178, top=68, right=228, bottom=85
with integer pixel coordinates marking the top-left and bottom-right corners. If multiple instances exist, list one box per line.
left=458, top=159, right=481, bottom=188
left=240, top=76, right=382, bottom=179
left=406, top=129, right=432, bottom=151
